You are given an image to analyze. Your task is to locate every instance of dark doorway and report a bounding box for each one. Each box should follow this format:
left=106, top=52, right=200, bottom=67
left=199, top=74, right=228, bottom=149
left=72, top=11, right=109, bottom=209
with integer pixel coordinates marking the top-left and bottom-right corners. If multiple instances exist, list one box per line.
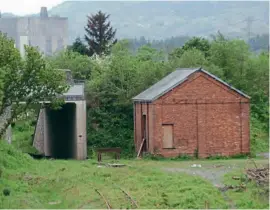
left=46, top=103, right=76, bottom=159
left=141, top=114, right=147, bottom=152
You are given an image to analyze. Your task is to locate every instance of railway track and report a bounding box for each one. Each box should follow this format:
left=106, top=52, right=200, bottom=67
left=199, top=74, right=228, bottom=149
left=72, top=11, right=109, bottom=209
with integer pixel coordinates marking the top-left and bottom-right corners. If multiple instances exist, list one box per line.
left=78, top=185, right=139, bottom=209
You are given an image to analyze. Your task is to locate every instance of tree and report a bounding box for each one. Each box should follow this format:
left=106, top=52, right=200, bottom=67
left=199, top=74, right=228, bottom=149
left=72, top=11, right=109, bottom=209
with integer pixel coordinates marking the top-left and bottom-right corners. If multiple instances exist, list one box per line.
left=86, top=41, right=172, bottom=155
left=68, top=37, right=90, bottom=56
left=0, top=33, right=68, bottom=137
left=209, top=39, right=250, bottom=82
left=182, top=37, right=211, bottom=56
left=169, top=37, right=210, bottom=60
left=177, top=48, right=207, bottom=67
left=85, top=10, right=117, bottom=56
left=47, top=50, right=92, bottom=80
left=248, top=34, right=269, bottom=52
left=210, top=31, right=227, bottom=42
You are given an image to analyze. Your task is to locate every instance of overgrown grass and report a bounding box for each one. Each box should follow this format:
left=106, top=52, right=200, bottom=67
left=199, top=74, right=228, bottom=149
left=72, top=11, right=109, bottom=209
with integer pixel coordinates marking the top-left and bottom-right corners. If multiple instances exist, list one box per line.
left=0, top=141, right=229, bottom=209
left=2, top=114, right=268, bottom=208
left=250, top=116, right=269, bottom=155
left=223, top=166, right=269, bottom=209
left=1, top=141, right=269, bottom=208
left=11, top=120, right=39, bottom=154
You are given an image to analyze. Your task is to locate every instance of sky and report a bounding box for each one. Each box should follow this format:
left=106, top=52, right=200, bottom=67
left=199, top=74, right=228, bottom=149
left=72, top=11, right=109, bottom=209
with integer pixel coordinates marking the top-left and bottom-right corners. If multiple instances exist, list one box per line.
left=0, top=0, right=64, bottom=15
left=0, top=0, right=266, bottom=15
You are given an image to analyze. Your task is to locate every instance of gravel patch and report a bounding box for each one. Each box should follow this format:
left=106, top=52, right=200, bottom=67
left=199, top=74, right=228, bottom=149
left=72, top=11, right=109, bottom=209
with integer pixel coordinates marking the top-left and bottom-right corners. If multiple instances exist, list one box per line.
left=257, top=152, right=269, bottom=158
left=163, top=164, right=237, bottom=187
left=163, top=165, right=237, bottom=208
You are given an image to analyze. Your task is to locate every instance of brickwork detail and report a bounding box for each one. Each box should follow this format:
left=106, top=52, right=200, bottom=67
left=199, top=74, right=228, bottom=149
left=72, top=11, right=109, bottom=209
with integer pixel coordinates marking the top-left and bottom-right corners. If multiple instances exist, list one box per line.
left=134, top=71, right=250, bottom=158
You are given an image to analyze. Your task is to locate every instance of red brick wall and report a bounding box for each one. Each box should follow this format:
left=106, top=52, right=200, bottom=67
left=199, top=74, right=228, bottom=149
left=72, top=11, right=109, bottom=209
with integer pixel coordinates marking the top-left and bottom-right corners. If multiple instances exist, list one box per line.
left=134, top=103, right=154, bottom=153
left=134, top=71, right=250, bottom=158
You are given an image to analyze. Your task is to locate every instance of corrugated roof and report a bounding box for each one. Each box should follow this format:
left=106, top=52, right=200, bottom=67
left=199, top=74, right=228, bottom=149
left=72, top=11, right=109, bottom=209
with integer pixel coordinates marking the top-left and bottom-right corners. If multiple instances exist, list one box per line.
left=132, top=68, right=250, bottom=102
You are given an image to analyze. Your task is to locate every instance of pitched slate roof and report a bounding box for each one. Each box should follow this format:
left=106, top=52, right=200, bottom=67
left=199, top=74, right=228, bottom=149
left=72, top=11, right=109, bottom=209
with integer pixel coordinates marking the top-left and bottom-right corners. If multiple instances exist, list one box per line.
left=132, top=67, right=250, bottom=102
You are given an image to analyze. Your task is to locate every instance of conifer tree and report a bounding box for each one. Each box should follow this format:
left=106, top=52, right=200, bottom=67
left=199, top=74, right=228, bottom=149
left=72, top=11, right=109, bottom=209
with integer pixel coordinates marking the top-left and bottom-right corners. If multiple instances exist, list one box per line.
left=85, top=10, right=117, bottom=56
left=69, top=37, right=90, bottom=56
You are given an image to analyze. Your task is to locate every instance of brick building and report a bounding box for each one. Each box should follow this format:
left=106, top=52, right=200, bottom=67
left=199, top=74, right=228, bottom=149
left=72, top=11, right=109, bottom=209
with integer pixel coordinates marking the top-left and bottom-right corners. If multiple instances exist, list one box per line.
left=133, top=68, right=250, bottom=158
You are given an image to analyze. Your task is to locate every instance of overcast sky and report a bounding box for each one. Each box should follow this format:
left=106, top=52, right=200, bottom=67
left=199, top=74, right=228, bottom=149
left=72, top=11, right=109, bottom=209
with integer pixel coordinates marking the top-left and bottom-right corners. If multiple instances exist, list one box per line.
left=1, top=0, right=264, bottom=15
left=0, top=0, right=134, bottom=15
left=0, top=0, right=65, bottom=15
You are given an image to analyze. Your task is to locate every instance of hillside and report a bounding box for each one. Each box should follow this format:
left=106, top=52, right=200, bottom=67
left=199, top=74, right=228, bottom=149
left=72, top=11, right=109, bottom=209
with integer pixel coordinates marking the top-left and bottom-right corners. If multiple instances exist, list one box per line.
left=47, top=1, right=269, bottom=43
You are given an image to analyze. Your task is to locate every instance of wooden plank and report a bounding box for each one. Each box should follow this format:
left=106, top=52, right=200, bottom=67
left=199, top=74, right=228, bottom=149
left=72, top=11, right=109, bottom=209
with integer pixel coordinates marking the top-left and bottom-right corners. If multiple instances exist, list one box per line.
left=96, top=148, right=122, bottom=153
left=137, top=138, right=145, bottom=158
left=162, top=125, right=173, bottom=148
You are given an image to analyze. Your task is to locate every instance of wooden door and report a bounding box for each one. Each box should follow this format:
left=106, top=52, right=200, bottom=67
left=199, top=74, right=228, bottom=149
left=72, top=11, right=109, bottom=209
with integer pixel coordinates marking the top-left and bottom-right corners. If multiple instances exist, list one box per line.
left=141, top=114, right=147, bottom=152
left=162, top=125, right=173, bottom=148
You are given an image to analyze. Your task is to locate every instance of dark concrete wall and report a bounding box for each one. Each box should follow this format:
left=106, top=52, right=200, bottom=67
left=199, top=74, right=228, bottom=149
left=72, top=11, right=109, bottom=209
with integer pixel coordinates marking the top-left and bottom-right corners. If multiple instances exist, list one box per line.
left=33, top=101, right=87, bottom=160
left=46, top=103, right=76, bottom=159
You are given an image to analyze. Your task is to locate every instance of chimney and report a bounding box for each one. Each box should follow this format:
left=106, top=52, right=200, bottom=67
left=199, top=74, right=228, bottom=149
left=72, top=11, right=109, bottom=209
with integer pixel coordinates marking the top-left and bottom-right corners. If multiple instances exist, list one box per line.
left=40, top=7, right=48, bottom=18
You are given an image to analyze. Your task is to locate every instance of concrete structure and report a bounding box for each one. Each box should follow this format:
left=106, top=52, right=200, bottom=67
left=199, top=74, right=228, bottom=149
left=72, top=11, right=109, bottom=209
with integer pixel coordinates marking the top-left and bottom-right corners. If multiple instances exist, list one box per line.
left=0, top=7, right=68, bottom=56
left=33, top=70, right=87, bottom=160
left=0, top=106, right=12, bottom=144
left=133, top=68, right=250, bottom=158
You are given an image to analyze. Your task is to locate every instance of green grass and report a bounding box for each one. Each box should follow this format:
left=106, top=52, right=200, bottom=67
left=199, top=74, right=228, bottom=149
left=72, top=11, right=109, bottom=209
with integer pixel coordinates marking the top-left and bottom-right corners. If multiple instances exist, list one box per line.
left=1, top=141, right=269, bottom=209
left=1, top=115, right=268, bottom=209
left=0, top=142, right=226, bottom=209
left=223, top=166, right=269, bottom=209
left=250, top=116, right=269, bottom=155
left=11, top=120, right=39, bottom=154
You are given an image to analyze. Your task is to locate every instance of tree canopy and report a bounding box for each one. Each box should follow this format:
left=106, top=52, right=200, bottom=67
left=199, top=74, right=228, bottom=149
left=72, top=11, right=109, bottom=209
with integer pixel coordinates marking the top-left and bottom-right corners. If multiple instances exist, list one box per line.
left=0, top=32, right=68, bottom=137
left=68, top=37, right=90, bottom=56
left=61, top=34, right=268, bottom=156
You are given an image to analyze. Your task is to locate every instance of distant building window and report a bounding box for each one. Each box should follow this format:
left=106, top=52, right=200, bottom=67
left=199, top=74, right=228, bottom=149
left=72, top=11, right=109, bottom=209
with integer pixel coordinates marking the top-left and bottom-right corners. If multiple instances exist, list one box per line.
left=46, top=38, right=52, bottom=55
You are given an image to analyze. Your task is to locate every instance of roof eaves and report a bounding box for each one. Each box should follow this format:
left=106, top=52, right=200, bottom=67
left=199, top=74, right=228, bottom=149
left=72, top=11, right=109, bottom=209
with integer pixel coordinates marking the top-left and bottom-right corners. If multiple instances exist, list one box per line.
left=133, top=99, right=152, bottom=103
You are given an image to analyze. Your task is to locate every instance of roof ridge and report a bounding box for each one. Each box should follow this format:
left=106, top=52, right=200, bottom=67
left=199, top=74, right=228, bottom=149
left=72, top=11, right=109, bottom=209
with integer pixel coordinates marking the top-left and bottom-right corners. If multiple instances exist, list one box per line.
left=133, top=68, right=250, bottom=102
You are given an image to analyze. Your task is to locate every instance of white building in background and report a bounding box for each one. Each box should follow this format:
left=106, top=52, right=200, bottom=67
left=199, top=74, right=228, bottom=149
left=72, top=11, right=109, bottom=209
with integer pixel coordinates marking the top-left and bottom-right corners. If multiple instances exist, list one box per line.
left=0, top=7, right=68, bottom=56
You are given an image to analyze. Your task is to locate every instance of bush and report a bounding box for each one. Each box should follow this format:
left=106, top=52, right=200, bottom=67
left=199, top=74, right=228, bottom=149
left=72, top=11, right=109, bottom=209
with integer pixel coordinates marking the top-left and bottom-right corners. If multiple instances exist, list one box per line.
left=0, top=141, right=33, bottom=170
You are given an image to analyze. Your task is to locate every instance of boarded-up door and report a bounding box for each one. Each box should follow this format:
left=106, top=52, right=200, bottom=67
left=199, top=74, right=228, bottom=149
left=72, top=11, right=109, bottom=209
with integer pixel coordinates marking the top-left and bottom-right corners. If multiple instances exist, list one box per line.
left=162, top=125, right=173, bottom=148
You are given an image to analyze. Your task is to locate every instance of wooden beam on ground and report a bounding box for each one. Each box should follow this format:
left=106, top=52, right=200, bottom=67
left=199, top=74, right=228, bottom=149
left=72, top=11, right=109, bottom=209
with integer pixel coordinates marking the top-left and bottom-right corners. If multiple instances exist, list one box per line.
left=137, top=138, right=145, bottom=158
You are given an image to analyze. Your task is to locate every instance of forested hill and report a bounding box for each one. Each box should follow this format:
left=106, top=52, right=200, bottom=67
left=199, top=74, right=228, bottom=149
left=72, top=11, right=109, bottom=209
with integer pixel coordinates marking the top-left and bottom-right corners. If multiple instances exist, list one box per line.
left=47, top=1, right=269, bottom=43
left=127, top=34, right=269, bottom=54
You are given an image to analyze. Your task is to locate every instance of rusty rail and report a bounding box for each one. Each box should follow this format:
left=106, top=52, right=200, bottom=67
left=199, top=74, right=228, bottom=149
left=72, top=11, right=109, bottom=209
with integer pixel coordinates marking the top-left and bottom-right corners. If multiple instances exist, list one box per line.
left=95, top=189, right=112, bottom=209
left=118, top=187, right=139, bottom=208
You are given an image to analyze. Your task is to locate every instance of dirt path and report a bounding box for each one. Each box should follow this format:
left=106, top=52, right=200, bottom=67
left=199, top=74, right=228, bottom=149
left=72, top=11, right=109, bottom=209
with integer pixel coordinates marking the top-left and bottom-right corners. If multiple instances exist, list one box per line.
left=163, top=165, right=235, bottom=187
left=257, top=152, right=269, bottom=158
left=163, top=164, right=238, bottom=208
